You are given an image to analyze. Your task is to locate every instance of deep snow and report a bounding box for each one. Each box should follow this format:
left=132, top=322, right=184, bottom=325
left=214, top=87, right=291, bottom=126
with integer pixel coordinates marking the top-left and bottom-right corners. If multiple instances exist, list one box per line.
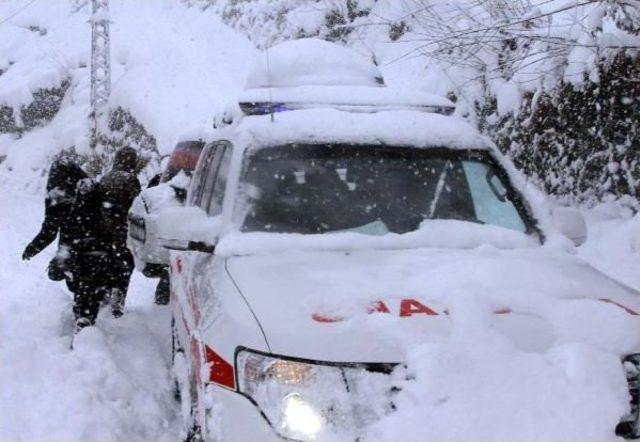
left=1, top=1, right=640, bottom=441
left=0, top=191, right=180, bottom=441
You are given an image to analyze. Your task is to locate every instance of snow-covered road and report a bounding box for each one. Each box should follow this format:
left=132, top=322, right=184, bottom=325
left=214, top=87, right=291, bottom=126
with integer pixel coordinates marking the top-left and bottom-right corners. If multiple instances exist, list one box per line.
left=1, top=191, right=180, bottom=441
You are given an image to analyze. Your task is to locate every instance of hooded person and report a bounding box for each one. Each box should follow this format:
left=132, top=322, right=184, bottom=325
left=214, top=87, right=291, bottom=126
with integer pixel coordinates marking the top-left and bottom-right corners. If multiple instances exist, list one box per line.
left=99, top=146, right=142, bottom=316
left=23, top=158, right=112, bottom=331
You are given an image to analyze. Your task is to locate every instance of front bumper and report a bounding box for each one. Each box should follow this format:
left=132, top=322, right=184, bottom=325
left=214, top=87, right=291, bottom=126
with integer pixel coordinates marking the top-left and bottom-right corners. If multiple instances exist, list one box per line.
left=213, top=385, right=281, bottom=441
left=209, top=352, right=640, bottom=441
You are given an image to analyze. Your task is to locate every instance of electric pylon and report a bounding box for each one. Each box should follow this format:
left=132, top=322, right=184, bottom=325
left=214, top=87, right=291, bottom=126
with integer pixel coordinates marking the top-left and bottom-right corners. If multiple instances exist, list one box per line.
left=90, top=0, right=111, bottom=152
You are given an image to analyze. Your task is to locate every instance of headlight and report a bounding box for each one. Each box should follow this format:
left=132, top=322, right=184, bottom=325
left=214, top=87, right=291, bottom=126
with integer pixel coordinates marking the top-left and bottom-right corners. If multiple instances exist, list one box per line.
left=236, top=348, right=395, bottom=441
left=128, top=215, right=146, bottom=242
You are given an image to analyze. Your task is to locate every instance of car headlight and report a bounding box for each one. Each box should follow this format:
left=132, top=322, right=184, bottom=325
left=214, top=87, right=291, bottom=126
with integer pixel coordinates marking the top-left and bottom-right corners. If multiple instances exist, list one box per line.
left=236, top=348, right=396, bottom=441
left=128, top=215, right=146, bottom=242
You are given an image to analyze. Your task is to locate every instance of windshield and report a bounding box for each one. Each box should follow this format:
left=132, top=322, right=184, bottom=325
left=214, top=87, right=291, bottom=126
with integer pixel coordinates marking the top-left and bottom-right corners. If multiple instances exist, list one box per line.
left=235, top=144, right=535, bottom=236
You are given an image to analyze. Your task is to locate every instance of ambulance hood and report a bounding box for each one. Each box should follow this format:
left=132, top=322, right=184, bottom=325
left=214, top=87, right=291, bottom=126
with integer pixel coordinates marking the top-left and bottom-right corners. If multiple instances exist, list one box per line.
left=225, top=247, right=640, bottom=362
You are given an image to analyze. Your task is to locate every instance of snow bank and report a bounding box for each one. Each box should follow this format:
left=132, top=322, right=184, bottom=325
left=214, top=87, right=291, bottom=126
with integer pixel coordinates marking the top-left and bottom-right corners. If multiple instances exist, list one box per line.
left=0, top=1, right=86, bottom=108
left=107, top=0, right=256, bottom=153
left=0, top=0, right=93, bottom=193
left=245, top=38, right=383, bottom=89
left=0, top=191, right=179, bottom=441
left=369, top=338, right=630, bottom=442
left=579, top=203, right=640, bottom=291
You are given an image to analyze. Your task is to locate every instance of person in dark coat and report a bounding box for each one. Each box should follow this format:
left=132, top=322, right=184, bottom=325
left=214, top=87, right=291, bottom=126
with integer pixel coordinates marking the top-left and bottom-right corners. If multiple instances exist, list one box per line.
left=23, top=159, right=112, bottom=330
left=100, top=147, right=141, bottom=317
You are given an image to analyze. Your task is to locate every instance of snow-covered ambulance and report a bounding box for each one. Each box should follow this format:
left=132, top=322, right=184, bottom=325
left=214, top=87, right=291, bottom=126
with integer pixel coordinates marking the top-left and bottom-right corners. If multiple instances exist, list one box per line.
left=131, top=39, right=640, bottom=441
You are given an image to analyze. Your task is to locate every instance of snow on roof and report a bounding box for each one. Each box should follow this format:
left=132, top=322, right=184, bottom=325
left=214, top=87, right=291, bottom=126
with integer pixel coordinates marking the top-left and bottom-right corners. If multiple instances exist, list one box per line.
left=238, top=85, right=455, bottom=115
left=234, top=108, right=487, bottom=151
left=245, top=38, right=384, bottom=89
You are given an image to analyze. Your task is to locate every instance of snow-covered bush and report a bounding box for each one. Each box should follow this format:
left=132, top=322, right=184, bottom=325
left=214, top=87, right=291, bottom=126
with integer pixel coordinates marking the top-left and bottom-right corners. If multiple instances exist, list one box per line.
left=397, top=0, right=640, bottom=206
left=488, top=53, right=639, bottom=206
left=94, top=107, right=160, bottom=178
left=0, top=79, right=70, bottom=134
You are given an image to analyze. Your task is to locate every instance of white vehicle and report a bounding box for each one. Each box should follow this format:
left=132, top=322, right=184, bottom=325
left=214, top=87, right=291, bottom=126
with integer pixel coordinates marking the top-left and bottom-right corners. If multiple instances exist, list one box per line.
left=128, top=140, right=205, bottom=276
left=148, top=40, right=640, bottom=441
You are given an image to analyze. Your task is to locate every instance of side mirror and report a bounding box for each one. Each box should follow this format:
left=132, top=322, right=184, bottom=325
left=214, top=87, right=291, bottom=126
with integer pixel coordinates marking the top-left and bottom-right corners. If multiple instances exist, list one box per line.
left=170, top=185, right=188, bottom=204
left=552, top=207, right=587, bottom=246
left=156, top=206, right=221, bottom=253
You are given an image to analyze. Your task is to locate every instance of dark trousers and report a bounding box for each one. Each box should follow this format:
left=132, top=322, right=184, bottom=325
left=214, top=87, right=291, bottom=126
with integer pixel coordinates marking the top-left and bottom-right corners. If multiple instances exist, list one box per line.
left=109, top=243, right=134, bottom=305
left=155, top=269, right=170, bottom=305
left=66, top=278, right=107, bottom=325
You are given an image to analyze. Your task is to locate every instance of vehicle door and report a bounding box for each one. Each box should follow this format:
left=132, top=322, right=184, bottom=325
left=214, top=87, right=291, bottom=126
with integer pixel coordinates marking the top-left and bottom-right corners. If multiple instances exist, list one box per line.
left=171, top=140, right=233, bottom=383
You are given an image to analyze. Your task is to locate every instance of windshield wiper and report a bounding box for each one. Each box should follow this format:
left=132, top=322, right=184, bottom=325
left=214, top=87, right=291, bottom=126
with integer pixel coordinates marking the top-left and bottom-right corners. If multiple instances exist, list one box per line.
left=428, top=161, right=451, bottom=218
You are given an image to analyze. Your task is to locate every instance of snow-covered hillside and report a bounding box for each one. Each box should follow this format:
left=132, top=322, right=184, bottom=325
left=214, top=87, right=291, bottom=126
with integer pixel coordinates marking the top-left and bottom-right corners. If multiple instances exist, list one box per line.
left=0, top=0, right=256, bottom=192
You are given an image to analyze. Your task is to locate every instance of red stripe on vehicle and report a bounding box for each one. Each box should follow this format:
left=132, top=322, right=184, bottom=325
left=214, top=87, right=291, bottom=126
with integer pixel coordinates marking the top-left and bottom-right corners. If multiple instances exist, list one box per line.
left=205, top=345, right=236, bottom=389
left=599, top=298, right=639, bottom=316
left=312, top=313, right=344, bottom=323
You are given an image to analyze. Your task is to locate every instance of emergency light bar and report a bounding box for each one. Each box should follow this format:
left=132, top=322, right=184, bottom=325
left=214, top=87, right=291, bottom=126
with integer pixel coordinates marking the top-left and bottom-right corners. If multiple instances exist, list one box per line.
left=238, top=85, right=456, bottom=117
left=240, top=101, right=455, bottom=116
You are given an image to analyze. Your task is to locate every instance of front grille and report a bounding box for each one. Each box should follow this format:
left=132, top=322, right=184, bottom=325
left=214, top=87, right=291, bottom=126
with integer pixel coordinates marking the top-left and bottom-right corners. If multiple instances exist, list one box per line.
left=617, top=354, right=640, bottom=440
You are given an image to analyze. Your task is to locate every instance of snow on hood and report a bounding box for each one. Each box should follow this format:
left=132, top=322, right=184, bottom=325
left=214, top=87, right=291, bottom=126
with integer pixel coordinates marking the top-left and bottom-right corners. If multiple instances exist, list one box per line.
left=224, top=246, right=640, bottom=361
left=245, top=38, right=383, bottom=89
left=233, top=108, right=487, bottom=151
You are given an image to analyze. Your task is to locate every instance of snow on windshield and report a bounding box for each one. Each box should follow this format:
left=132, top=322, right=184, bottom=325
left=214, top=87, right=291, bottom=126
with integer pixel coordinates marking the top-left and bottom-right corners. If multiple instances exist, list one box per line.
left=234, top=144, right=531, bottom=235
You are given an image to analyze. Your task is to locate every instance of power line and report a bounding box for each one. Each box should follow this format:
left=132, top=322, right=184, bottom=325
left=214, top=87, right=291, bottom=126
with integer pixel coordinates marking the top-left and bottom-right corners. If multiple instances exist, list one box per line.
left=0, top=0, right=40, bottom=26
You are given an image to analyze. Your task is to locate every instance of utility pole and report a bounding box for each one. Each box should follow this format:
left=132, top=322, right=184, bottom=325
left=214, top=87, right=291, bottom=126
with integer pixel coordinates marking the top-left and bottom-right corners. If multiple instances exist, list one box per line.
left=90, top=0, right=111, bottom=157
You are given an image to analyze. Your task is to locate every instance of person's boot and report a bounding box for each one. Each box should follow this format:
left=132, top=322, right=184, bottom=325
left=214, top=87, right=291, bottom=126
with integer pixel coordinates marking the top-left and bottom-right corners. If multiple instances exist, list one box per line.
left=154, top=272, right=170, bottom=305
left=74, top=317, right=92, bottom=333
left=110, top=288, right=125, bottom=318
